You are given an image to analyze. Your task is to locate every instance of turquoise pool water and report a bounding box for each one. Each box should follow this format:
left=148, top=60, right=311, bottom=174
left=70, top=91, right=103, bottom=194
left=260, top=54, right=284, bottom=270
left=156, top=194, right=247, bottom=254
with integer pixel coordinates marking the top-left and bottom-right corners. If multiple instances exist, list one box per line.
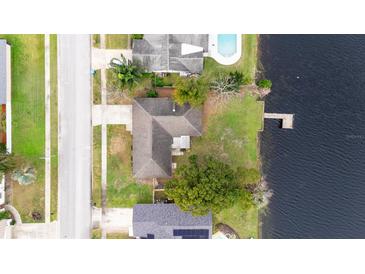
left=217, top=34, right=237, bottom=57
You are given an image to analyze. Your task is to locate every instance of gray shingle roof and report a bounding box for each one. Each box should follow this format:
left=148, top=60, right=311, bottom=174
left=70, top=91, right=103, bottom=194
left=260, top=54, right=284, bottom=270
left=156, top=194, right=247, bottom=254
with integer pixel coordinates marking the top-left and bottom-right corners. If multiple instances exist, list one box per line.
left=132, top=98, right=202, bottom=179
left=133, top=204, right=212, bottom=239
left=132, top=34, right=208, bottom=74
left=0, top=40, right=9, bottom=104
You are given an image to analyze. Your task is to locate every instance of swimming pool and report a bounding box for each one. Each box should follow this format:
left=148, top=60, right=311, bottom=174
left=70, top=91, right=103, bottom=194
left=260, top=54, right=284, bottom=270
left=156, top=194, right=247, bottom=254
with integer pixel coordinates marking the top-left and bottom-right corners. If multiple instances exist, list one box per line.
left=217, top=34, right=237, bottom=57
left=208, top=34, right=241, bottom=65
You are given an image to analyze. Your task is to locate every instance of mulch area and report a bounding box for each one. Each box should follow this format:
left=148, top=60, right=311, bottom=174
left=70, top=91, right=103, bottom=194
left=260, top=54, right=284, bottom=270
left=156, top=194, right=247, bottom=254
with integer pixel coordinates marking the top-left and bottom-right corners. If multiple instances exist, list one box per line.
left=156, top=87, right=175, bottom=98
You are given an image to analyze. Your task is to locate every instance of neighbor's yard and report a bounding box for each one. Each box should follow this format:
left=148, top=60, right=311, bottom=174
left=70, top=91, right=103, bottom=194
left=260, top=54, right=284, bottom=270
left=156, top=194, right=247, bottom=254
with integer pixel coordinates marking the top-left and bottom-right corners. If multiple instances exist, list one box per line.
left=0, top=35, right=46, bottom=222
left=105, top=34, right=130, bottom=49
left=202, top=34, right=258, bottom=83
left=106, top=125, right=152, bottom=207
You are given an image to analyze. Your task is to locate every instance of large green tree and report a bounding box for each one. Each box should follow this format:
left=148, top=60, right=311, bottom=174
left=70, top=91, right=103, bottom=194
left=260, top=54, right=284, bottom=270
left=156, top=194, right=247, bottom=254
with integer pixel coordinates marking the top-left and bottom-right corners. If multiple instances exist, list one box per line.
left=173, top=77, right=208, bottom=106
left=165, top=155, right=244, bottom=216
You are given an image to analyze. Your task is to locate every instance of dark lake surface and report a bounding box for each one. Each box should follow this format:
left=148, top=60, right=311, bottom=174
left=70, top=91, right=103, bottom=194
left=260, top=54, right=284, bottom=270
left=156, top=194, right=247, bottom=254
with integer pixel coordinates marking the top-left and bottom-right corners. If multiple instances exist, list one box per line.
left=260, top=35, right=365, bottom=238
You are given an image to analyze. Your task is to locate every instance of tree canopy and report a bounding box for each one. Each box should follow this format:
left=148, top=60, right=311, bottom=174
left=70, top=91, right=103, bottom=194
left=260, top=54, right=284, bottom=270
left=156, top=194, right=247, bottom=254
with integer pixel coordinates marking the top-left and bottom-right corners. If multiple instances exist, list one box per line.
left=165, top=155, right=247, bottom=216
left=173, top=77, right=208, bottom=106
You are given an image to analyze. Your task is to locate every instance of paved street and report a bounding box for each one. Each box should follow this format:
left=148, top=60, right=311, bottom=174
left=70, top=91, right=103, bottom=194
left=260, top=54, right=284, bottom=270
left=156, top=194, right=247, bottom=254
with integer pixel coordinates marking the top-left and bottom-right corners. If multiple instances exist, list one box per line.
left=57, top=35, right=92, bottom=239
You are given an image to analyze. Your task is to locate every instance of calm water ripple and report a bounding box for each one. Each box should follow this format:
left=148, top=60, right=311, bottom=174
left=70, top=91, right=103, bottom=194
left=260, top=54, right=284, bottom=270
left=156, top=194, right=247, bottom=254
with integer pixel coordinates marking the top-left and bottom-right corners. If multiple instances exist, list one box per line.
left=260, top=35, right=365, bottom=238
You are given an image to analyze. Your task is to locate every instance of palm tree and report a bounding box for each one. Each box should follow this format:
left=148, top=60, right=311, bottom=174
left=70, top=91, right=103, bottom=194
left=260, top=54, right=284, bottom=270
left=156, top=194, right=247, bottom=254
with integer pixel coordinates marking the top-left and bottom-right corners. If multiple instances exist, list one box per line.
left=11, top=166, right=36, bottom=185
left=110, top=54, right=143, bottom=89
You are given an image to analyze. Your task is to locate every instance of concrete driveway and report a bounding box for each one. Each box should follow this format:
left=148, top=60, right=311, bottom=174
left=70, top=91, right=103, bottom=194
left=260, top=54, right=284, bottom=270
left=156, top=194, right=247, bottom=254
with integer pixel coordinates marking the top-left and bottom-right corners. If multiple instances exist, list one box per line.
left=92, top=48, right=132, bottom=70
left=92, top=105, right=132, bottom=131
left=93, top=207, right=133, bottom=233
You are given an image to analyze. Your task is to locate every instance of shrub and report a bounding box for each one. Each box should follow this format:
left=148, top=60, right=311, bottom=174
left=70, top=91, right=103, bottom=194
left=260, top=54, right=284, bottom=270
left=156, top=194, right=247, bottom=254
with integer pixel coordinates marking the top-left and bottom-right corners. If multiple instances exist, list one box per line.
left=152, top=75, right=165, bottom=87
left=131, top=34, right=144, bottom=39
left=211, top=71, right=244, bottom=95
left=146, top=89, right=158, bottom=98
left=258, top=79, right=272, bottom=89
left=173, top=77, right=208, bottom=106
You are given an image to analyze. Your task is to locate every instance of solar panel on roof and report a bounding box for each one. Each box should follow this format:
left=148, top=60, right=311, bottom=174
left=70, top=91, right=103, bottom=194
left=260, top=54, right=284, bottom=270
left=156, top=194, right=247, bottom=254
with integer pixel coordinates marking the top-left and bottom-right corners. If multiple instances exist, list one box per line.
left=173, top=229, right=209, bottom=239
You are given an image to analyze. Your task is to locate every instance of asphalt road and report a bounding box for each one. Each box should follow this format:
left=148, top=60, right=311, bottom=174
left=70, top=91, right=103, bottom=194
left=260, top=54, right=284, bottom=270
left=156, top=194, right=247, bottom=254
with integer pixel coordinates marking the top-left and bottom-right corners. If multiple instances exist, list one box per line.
left=57, top=35, right=92, bottom=239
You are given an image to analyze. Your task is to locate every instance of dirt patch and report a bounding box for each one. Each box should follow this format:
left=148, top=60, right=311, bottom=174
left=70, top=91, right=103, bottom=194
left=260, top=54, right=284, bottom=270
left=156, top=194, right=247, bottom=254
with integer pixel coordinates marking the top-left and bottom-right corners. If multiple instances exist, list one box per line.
left=156, top=87, right=175, bottom=98
left=109, top=126, right=130, bottom=164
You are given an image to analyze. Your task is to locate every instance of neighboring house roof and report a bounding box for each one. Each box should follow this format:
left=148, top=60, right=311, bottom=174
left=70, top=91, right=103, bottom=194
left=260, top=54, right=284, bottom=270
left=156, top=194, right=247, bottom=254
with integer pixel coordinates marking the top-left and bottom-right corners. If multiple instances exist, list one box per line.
left=132, top=34, right=208, bottom=74
left=133, top=204, right=212, bottom=239
left=0, top=39, right=9, bottom=104
left=132, top=98, right=202, bottom=179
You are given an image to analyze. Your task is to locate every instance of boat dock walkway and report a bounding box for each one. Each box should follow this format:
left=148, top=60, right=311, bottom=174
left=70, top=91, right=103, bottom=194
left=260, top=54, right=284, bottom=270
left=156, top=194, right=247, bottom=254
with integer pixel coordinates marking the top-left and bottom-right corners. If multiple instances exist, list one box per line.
left=264, top=113, right=294, bottom=129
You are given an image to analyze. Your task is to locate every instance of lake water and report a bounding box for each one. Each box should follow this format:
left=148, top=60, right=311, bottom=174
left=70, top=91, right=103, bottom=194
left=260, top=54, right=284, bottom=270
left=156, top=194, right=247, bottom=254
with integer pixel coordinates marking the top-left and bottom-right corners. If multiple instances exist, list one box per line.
left=260, top=35, right=365, bottom=238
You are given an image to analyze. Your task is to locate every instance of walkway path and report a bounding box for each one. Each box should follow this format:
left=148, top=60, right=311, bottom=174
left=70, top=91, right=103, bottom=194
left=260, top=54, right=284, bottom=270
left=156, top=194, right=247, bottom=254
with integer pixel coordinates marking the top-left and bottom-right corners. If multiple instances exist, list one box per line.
left=44, top=34, right=51, bottom=224
left=4, top=204, right=22, bottom=224
left=100, top=34, right=107, bottom=239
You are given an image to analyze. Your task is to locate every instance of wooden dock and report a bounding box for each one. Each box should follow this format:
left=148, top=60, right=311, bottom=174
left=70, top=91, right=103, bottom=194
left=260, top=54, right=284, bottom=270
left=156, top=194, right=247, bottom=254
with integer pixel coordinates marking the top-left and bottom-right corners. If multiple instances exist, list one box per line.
left=264, top=113, right=294, bottom=129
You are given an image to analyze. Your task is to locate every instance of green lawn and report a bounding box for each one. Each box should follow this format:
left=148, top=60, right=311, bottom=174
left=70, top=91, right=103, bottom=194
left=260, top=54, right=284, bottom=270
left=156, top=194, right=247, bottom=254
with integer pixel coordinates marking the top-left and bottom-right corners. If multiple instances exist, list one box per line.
left=202, top=34, right=258, bottom=83
left=106, top=125, right=152, bottom=207
left=0, top=35, right=45, bottom=222
left=92, top=126, right=102, bottom=208
left=214, top=204, right=258, bottom=239
left=105, top=34, right=130, bottom=49
left=107, top=232, right=131, bottom=239
left=50, top=34, right=58, bottom=221
left=92, top=34, right=100, bottom=48
left=180, top=94, right=264, bottom=238
left=93, top=70, right=101, bottom=104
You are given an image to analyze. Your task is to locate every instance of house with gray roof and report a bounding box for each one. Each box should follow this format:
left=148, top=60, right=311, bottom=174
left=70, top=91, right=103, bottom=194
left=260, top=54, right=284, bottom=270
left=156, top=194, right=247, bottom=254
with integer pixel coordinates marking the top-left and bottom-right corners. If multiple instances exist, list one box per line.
left=132, top=34, right=209, bottom=75
left=132, top=98, right=202, bottom=179
left=132, top=204, right=212, bottom=239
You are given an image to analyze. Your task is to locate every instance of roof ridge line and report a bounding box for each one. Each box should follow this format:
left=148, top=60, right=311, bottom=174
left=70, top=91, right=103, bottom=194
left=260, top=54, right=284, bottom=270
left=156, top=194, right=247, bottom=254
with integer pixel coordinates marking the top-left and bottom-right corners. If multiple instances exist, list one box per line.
left=183, top=108, right=202, bottom=135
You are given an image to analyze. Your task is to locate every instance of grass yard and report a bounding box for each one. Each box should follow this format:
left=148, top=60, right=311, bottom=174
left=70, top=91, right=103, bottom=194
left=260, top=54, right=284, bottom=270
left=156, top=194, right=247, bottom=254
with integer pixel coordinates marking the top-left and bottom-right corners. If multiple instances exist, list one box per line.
left=50, top=34, right=58, bottom=221
left=202, top=34, right=258, bottom=83
left=179, top=94, right=264, bottom=238
left=214, top=203, right=258, bottom=239
left=93, top=70, right=101, bottom=104
left=1, top=35, right=45, bottom=223
left=106, top=125, right=152, bottom=207
left=92, top=34, right=100, bottom=48
left=92, top=126, right=102, bottom=208
left=106, top=232, right=131, bottom=239
left=105, top=34, right=130, bottom=49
